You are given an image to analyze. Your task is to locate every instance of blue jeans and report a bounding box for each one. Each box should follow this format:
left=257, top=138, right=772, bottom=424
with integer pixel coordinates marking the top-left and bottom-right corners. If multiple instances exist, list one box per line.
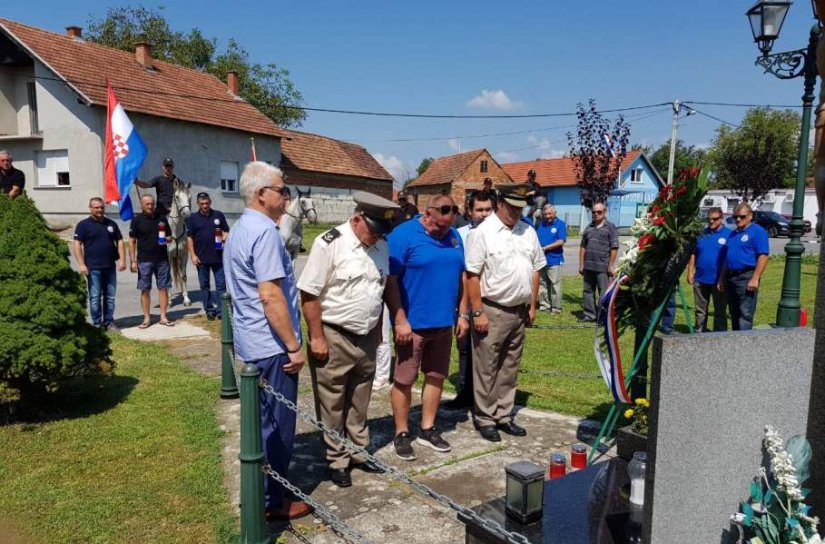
left=659, top=293, right=677, bottom=333
left=88, top=266, right=117, bottom=326
left=197, top=263, right=226, bottom=317
left=726, top=271, right=758, bottom=331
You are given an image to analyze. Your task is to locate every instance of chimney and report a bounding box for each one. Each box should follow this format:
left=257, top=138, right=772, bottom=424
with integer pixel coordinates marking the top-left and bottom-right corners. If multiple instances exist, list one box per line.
left=65, top=26, right=82, bottom=38
left=227, top=71, right=239, bottom=96
left=135, top=42, right=153, bottom=69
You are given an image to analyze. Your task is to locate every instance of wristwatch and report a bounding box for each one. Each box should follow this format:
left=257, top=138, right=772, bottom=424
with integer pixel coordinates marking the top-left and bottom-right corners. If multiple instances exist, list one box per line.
left=471, top=309, right=484, bottom=318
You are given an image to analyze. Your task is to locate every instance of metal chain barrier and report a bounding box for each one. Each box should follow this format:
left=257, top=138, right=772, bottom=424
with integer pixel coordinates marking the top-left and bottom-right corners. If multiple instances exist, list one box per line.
left=528, top=323, right=597, bottom=330
left=259, top=381, right=531, bottom=544
left=262, top=465, right=370, bottom=544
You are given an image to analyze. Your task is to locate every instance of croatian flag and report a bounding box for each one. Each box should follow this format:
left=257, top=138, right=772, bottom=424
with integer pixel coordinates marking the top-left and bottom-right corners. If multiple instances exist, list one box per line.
left=104, top=84, right=148, bottom=220
left=601, top=133, right=616, bottom=158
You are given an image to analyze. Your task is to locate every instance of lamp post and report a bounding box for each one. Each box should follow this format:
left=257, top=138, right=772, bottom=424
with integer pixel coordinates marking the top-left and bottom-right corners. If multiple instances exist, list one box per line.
left=746, top=0, right=820, bottom=327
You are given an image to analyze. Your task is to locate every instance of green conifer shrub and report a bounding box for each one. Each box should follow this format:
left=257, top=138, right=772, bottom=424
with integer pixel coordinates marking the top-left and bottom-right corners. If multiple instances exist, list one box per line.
left=0, top=196, right=111, bottom=402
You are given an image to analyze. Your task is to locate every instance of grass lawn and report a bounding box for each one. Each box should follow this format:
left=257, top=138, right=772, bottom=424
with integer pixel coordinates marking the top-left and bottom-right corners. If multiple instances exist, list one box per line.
left=439, top=255, right=819, bottom=420
left=301, top=222, right=336, bottom=250
left=0, top=336, right=235, bottom=544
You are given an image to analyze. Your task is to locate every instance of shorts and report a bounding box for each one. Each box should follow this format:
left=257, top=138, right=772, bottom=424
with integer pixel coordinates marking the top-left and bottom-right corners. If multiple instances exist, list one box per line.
left=137, top=260, right=172, bottom=291
left=394, top=326, right=453, bottom=385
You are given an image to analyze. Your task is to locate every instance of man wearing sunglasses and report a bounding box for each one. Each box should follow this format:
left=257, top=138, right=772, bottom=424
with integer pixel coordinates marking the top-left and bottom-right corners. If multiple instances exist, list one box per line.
left=717, top=203, right=769, bottom=331
left=297, top=192, right=409, bottom=487
left=464, top=184, right=545, bottom=442
left=387, top=195, right=467, bottom=460
left=686, top=207, right=728, bottom=332
left=578, top=203, right=619, bottom=322
left=223, top=162, right=310, bottom=521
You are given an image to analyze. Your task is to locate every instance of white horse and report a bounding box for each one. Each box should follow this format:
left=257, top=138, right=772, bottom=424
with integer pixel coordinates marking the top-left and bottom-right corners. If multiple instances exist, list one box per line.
left=166, top=178, right=192, bottom=306
left=279, top=187, right=318, bottom=260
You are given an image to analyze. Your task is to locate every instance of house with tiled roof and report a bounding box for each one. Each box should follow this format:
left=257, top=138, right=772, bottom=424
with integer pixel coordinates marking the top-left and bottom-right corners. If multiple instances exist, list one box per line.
left=406, top=149, right=513, bottom=210
left=501, top=151, right=664, bottom=229
left=0, top=18, right=285, bottom=226
left=279, top=129, right=393, bottom=222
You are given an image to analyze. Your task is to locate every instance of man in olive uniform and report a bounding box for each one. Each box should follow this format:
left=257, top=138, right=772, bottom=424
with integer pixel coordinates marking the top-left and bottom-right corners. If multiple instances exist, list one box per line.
left=135, top=157, right=182, bottom=217
left=298, top=192, right=411, bottom=487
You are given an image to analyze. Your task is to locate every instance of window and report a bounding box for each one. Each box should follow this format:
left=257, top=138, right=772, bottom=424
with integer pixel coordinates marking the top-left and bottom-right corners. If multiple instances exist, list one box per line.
left=35, top=149, right=70, bottom=187
left=220, top=161, right=239, bottom=192
left=630, top=168, right=643, bottom=183
left=27, top=82, right=39, bottom=134
left=480, top=160, right=488, bottom=173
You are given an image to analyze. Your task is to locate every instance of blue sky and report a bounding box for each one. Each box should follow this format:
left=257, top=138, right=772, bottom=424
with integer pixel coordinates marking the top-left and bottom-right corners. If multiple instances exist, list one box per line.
left=4, top=1, right=820, bottom=184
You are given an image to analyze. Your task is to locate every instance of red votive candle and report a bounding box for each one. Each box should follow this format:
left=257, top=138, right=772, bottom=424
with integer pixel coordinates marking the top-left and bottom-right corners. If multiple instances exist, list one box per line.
left=571, top=443, right=588, bottom=469
left=549, top=453, right=567, bottom=479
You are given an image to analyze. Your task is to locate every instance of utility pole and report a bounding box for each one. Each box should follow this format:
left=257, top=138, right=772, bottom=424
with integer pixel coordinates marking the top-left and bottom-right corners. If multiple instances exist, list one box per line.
left=667, top=100, right=681, bottom=184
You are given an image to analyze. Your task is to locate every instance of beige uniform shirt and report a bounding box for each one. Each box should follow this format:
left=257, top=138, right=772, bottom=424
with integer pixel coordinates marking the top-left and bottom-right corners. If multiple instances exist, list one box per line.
left=464, top=213, right=545, bottom=307
left=297, top=221, right=389, bottom=335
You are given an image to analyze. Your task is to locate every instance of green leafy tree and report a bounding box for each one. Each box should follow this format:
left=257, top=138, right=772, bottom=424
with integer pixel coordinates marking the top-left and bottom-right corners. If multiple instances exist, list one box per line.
left=708, top=108, right=800, bottom=201
left=86, top=6, right=305, bottom=128
left=645, top=140, right=708, bottom=181
left=0, top=196, right=111, bottom=402
left=416, top=157, right=434, bottom=177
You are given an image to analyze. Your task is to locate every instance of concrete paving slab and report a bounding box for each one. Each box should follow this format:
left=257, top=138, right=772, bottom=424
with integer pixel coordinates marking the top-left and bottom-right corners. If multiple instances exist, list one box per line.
left=120, top=320, right=210, bottom=341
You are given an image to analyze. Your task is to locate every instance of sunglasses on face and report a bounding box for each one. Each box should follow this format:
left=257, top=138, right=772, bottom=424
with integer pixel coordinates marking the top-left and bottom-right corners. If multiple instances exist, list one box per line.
left=708, top=216, right=722, bottom=221
left=735, top=214, right=749, bottom=219
left=428, top=205, right=459, bottom=215
left=262, top=185, right=291, bottom=197
left=593, top=210, right=605, bottom=215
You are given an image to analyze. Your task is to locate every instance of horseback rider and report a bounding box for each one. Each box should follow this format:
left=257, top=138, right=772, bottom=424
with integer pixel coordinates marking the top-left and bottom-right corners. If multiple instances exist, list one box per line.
left=135, top=158, right=185, bottom=217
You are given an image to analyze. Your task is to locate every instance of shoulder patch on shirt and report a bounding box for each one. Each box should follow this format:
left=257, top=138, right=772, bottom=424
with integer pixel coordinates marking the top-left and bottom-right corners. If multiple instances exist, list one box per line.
left=321, top=228, right=341, bottom=244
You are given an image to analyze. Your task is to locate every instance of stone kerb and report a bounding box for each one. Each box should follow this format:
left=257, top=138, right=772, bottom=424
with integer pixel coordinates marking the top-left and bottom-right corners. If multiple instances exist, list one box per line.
left=645, top=328, right=815, bottom=544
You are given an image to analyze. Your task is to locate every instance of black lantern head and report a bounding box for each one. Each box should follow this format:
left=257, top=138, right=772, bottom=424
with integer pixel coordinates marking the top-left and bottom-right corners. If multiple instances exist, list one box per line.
left=747, top=0, right=793, bottom=55
left=505, top=461, right=544, bottom=525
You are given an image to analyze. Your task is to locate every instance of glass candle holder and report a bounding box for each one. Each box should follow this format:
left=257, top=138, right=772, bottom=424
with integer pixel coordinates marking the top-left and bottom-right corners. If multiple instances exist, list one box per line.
left=548, top=453, right=567, bottom=480
left=570, top=443, right=587, bottom=469
left=628, top=451, right=647, bottom=506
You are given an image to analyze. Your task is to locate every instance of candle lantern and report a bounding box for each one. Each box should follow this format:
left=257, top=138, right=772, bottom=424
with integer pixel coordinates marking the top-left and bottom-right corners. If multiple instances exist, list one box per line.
left=505, top=461, right=544, bottom=524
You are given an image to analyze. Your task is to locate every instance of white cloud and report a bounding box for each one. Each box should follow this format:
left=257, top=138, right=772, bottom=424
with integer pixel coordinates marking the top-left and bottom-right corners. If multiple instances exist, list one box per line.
left=466, top=89, right=522, bottom=111
left=539, top=149, right=566, bottom=159
left=448, top=138, right=461, bottom=151
left=494, top=151, right=520, bottom=164
left=372, top=153, right=413, bottom=189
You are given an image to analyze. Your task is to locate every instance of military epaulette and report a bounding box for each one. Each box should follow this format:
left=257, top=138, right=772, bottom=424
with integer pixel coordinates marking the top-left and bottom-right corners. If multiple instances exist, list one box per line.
left=320, top=228, right=341, bottom=244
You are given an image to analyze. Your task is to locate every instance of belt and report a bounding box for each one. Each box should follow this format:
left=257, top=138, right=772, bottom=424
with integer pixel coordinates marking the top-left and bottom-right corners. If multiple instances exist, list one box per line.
left=482, top=298, right=528, bottom=313
left=726, top=267, right=755, bottom=277
left=322, top=321, right=367, bottom=338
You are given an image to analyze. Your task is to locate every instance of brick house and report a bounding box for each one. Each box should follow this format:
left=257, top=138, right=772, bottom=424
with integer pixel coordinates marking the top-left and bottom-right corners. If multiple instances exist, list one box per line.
left=406, top=149, right=513, bottom=210
left=279, top=129, right=394, bottom=222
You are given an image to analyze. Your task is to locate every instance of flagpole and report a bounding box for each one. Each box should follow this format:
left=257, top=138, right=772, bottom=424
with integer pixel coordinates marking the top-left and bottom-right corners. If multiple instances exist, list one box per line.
left=250, top=137, right=257, bottom=161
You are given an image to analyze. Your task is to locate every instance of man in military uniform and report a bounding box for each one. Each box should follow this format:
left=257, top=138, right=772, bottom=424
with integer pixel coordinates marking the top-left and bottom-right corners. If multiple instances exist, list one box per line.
left=298, top=192, right=410, bottom=487
left=464, top=184, right=545, bottom=442
left=135, top=157, right=182, bottom=217
left=396, top=190, right=418, bottom=222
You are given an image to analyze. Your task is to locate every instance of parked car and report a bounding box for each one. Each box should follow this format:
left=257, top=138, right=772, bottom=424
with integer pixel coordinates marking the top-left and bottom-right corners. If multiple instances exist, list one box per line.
left=780, top=214, right=812, bottom=234
left=753, top=211, right=791, bottom=237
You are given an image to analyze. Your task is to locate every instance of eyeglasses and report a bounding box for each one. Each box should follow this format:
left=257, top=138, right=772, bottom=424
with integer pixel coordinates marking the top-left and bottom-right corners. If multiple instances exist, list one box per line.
left=428, top=205, right=459, bottom=215
left=593, top=210, right=605, bottom=215
left=734, top=214, right=749, bottom=219
left=708, top=216, right=722, bottom=221
left=262, top=185, right=291, bottom=197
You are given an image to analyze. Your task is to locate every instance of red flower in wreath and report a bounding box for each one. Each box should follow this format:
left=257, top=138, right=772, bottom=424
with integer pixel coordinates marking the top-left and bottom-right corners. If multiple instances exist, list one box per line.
left=650, top=204, right=662, bottom=215
left=638, top=233, right=655, bottom=251
left=653, top=216, right=667, bottom=226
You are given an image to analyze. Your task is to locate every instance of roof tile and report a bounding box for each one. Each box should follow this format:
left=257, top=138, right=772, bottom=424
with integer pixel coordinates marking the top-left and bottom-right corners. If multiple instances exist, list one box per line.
left=408, top=149, right=486, bottom=187
left=280, top=130, right=393, bottom=182
left=501, top=150, right=642, bottom=187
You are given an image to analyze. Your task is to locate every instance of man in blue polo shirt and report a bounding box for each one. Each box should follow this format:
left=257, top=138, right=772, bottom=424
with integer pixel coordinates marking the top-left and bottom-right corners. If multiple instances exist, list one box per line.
left=535, top=203, right=566, bottom=315
left=388, top=194, right=467, bottom=460
left=73, top=197, right=126, bottom=331
left=186, top=192, right=230, bottom=320
left=687, top=207, right=728, bottom=332
left=717, top=203, right=769, bottom=331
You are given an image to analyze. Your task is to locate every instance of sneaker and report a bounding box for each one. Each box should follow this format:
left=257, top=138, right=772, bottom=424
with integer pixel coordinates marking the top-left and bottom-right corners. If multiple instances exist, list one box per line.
left=106, top=322, right=120, bottom=333
left=551, top=309, right=562, bottom=315
left=394, top=432, right=417, bottom=460
left=416, top=426, right=452, bottom=452
left=372, top=378, right=390, bottom=391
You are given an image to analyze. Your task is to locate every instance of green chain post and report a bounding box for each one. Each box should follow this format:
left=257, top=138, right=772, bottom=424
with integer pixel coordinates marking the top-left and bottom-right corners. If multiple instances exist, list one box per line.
left=220, top=293, right=239, bottom=399
left=238, top=364, right=268, bottom=544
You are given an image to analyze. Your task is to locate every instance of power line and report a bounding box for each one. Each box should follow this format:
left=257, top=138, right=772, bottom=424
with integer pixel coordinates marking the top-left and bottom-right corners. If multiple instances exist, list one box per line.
left=688, top=107, right=740, bottom=128
left=684, top=100, right=803, bottom=109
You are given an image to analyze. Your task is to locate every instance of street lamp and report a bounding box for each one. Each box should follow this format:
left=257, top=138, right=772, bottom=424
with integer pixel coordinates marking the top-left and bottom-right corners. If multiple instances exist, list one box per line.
left=746, top=0, right=821, bottom=327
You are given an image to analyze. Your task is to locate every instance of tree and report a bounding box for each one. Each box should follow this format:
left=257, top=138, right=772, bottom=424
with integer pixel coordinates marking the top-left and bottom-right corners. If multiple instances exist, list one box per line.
left=86, top=6, right=305, bottom=128
left=0, top=196, right=111, bottom=404
left=416, top=157, right=434, bottom=177
left=645, top=140, right=708, bottom=181
left=567, top=99, right=631, bottom=209
left=708, top=108, right=800, bottom=201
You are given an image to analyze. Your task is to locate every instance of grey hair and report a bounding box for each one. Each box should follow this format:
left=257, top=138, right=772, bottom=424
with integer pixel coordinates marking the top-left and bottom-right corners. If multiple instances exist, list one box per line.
left=240, top=161, right=284, bottom=205
left=140, top=193, right=155, bottom=202
left=0, top=149, right=10, bottom=159
left=542, top=203, right=556, bottom=212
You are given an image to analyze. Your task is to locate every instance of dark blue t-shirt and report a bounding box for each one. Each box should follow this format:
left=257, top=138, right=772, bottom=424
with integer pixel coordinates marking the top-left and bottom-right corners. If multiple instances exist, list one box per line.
left=535, top=218, right=567, bottom=266
left=723, top=222, right=769, bottom=271
left=73, top=216, right=123, bottom=269
left=186, top=209, right=230, bottom=265
left=693, top=226, right=728, bottom=285
left=388, top=217, right=465, bottom=329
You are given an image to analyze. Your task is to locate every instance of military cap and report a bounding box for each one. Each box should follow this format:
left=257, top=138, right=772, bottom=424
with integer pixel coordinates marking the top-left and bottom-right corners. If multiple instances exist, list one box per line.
left=163, top=157, right=175, bottom=166
left=496, top=183, right=533, bottom=208
left=353, top=191, right=400, bottom=235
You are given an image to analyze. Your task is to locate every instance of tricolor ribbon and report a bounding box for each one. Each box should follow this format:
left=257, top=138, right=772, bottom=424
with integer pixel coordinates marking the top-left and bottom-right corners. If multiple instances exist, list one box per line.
left=594, top=273, right=632, bottom=404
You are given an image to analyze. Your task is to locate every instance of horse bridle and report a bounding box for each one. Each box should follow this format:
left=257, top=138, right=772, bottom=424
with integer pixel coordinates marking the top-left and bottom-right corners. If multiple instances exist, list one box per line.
left=166, top=183, right=191, bottom=248
left=284, top=193, right=317, bottom=221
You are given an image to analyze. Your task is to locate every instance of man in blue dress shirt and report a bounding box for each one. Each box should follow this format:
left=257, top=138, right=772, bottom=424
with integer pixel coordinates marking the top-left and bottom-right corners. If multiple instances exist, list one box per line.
left=717, top=203, right=770, bottom=331
left=534, top=203, right=566, bottom=315
left=687, top=207, right=728, bottom=332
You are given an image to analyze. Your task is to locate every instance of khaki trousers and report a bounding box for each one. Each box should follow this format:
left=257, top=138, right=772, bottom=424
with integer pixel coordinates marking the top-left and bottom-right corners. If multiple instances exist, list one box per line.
left=538, top=265, right=563, bottom=311
left=472, top=300, right=528, bottom=427
left=309, top=323, right=380, bottom=469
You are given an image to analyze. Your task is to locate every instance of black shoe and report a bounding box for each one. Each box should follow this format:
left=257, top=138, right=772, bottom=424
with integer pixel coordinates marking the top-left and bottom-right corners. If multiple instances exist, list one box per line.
left=497, top=421, right=527, bottom=437
left=329, top=468, right=352, bottom=488
left=443, top=396, right=473, bottom=410
left=416, top=426, right=452, bottom=452
left=477, top=425, right=501, bottom=442
left=206, top=314, right=216, bottom=321
left=352, top=460, right=384, bottom=474
left=577, top=316, right=596, bottom=323
left=393, top=432, right=417, bottom=461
